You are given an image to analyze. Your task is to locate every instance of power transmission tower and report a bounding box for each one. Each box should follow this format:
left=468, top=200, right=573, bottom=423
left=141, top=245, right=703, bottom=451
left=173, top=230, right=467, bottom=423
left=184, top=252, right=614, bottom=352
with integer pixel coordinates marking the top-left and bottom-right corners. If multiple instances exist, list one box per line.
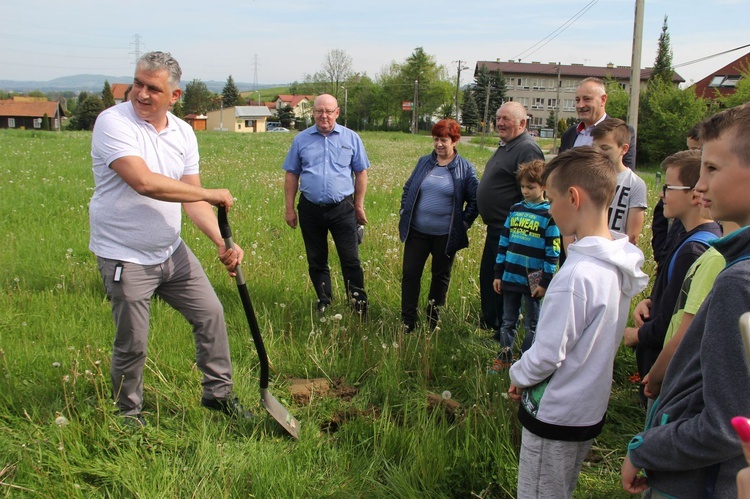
left=129, top=34, right=143, bottom=66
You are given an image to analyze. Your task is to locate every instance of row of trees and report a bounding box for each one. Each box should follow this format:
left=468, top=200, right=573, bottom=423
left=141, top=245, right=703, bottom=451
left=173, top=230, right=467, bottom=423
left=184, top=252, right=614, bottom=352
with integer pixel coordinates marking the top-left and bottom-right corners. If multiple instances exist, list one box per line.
left=25, top=30, right=748, bottom=163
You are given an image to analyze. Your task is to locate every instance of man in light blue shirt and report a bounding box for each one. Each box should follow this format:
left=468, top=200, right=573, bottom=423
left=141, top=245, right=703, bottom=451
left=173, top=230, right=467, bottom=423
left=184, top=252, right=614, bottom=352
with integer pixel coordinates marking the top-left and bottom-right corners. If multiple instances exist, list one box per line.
left=283, top=94, right=370, bottom=315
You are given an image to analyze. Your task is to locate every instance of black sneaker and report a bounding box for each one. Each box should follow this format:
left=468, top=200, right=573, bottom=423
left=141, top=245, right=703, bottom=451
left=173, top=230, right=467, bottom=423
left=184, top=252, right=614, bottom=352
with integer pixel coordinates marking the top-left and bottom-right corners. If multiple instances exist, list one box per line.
left=120, top=413, right=147, bottom=429
left=201, top=396, right=254, bottom=419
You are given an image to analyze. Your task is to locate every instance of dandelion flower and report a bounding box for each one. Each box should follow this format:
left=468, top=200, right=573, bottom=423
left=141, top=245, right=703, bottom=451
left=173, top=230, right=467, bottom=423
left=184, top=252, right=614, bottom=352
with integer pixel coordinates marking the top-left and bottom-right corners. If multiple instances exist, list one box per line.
left=55, top=416, right=69, bottom=426
left=52, top=362, right=61, bottom=368
left=442, top=390, right=452, bottom=400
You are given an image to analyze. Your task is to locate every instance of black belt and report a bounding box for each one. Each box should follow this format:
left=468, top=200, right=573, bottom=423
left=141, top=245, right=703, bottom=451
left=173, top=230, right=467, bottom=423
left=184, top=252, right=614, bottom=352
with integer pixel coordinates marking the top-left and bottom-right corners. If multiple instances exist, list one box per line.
left=302, top=194, right=351, bottom=209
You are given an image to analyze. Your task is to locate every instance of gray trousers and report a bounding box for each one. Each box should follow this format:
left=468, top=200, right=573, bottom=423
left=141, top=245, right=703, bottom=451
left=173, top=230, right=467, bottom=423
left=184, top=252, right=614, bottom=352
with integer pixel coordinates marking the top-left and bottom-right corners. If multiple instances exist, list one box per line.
left=517, top=428, right=593, bottom=499
left=97, top=243, right=233, bottom=416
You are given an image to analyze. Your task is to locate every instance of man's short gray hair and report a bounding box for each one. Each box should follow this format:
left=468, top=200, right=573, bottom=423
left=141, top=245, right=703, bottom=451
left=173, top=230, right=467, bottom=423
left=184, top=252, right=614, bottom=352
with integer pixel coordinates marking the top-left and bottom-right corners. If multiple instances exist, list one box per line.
left=136, top=51, right=182, bottom=89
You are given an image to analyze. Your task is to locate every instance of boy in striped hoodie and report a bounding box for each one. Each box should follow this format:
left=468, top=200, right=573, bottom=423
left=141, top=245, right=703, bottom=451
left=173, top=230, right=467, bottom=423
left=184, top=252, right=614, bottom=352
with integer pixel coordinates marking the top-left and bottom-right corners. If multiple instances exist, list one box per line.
left=492, top=160, right=561, bottom=368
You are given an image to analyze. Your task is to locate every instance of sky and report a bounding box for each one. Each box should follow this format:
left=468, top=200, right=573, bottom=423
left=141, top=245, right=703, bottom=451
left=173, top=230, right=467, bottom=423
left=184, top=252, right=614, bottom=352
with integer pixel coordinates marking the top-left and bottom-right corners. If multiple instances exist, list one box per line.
left=1, top=0, right=748, bottom=88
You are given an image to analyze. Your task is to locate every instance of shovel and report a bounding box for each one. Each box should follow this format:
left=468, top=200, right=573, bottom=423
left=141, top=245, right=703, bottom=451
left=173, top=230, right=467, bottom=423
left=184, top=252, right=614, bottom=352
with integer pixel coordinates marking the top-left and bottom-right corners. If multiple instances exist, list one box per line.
left=217, top=205, right=300, bottom=440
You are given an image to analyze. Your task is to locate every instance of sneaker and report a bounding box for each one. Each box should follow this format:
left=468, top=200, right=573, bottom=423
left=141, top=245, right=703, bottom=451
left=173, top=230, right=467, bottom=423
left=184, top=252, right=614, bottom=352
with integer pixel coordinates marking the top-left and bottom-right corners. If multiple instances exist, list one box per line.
left=120, top=413, right=147, bottom=429
left=201, top=396, right=254, bottom=419
left=316, top=300, right=329, bottom=314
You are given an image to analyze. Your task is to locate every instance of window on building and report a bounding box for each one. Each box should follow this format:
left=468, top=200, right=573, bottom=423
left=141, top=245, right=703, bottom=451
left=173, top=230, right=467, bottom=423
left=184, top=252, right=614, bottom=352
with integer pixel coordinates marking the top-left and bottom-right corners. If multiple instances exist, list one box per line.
left=532, top=117, right=544, bottom=126
left=547, top=99, right=558, bottom=109
left=709, top=75, right=742, bottom=88
left=563, top=99, right=575, bottom=111
left=709, top=75, right=726, bottom=87
left=531, top=97, right=545, bottom=110
left=8, top=118, right=15, bottom=128
left=33, top=118, right=42, bottom=129
left=516, top=97, right=529, bottom=107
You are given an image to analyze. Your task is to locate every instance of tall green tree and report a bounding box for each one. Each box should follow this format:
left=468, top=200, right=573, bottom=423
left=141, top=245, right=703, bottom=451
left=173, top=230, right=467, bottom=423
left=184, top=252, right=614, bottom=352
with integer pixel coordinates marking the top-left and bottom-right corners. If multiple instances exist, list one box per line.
left=278, top=105, right=296, bottom=129
left=221, top=75, right=242, bottom=107
left=399, top=47, right=452, bottom=128
left=472, top=66, right=506, bottom=130
left=71, top=95, right=104, bottom=130
left=342, top=72, right=375, bottom=131
left=460, top=87, right=479, bottom=134
left=101, top=80, right=115, bottom=108
left=546, top=110, right=557, bottom=129
left=637, top=80, right=709, bottom=164
left=650, top=15, right=674, bottom=85
left=603, top=77, right=629, bottom=120
left=182, top=79, right=213, bottom=115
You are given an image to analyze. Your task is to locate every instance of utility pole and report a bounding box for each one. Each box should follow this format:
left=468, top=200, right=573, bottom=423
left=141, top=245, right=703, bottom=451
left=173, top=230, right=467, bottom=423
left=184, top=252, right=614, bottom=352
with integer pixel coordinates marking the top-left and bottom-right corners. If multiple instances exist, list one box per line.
left=252, top=54, right=259, bottom=94
left=553, top=62, right=561, bottom=154
left=412, top=79, right=419, bottom=134
left=342, top=86, right=348, bottom=128
left=628, top=0, right=645, bottom=153
left=453, top=60, right=469, bottom=122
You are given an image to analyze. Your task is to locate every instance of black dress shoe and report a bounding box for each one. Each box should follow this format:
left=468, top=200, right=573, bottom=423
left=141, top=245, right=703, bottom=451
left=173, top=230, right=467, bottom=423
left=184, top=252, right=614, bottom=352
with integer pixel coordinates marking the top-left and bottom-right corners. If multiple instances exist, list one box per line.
left=201, top=396, right=254, bottom=419
left=120, top=413, right=147, bottom=428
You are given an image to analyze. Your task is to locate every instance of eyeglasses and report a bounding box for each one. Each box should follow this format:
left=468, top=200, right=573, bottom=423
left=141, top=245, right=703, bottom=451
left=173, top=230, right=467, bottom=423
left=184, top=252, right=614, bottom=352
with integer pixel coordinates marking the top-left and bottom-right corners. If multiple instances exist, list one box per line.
left=661, top=184, right=693, bottom=196
left=313, top=109, right=338, bottom=116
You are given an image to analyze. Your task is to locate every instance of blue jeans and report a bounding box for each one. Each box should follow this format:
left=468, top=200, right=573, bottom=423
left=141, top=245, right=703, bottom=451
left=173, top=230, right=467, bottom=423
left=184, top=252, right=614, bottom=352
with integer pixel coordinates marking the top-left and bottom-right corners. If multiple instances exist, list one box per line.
left=498, top=290, right=540, bottom=359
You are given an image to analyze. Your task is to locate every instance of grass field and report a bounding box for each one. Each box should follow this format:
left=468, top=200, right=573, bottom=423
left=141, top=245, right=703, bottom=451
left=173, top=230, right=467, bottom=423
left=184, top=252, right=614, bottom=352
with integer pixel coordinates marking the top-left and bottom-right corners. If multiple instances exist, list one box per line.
left=0, top=128, right=660, bottom=497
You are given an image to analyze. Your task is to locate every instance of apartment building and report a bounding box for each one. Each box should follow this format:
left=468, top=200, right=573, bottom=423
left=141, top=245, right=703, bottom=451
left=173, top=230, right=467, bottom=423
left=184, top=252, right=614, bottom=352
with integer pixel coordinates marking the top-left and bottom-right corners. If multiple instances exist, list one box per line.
left=476, top=60, right=684, bottom=131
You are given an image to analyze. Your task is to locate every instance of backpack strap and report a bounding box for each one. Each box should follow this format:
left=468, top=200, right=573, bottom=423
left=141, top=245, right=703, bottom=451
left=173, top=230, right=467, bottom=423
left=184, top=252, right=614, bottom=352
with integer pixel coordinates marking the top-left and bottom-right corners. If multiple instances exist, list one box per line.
left=667, top=231, right=717, bottom=281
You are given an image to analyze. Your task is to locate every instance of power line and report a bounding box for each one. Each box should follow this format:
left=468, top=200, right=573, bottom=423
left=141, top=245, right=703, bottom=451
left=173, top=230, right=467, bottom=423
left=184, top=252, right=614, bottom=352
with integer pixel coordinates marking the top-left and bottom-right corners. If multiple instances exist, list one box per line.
left=674, top=43, right=750, bottom=68
left=511, top=0, right=599, bottom=62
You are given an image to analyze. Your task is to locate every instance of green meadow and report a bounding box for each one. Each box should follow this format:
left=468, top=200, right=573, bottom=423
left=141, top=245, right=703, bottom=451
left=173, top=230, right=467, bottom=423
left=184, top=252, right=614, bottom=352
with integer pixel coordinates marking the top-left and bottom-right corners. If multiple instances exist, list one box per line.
left=0, top=129, right=658, bottom=497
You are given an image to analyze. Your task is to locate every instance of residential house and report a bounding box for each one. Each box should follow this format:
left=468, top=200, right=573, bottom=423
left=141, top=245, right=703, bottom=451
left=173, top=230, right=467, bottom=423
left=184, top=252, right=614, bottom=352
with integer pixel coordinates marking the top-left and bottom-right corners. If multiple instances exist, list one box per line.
left=205, top=106, right=273, bottom=132
left=272, top=94, right=313, bottom=123
left=111, top=83, right=132, bottom=104
left=475, top=60, right=685, bottom=131
left=691, top=50, right=750, bottom=101
left=0, top=98, right=66, bottom=130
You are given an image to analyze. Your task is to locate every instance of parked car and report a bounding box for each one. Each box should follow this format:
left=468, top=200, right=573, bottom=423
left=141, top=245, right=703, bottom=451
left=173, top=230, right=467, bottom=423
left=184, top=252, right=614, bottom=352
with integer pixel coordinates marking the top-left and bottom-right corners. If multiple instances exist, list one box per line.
left=267, top=127, right=290, bottom=132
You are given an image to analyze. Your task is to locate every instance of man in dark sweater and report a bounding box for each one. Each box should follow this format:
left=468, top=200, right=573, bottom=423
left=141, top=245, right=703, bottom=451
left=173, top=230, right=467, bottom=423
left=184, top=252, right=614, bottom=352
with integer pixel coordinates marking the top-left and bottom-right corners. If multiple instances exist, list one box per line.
left=477, top=102, right=543, bottom=330
left=559, top=77, right=636, bottom=169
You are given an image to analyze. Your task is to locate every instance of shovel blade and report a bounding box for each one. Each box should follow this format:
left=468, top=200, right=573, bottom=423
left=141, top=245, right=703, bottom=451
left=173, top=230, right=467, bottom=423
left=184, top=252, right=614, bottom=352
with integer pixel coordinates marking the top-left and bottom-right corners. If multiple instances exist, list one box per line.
left=261, top=388, right=300, bottom=440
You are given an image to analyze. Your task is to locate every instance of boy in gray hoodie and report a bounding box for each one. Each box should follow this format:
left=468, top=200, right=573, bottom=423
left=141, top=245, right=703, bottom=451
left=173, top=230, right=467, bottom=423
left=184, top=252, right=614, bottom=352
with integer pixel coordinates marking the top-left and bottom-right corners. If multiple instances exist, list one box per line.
left=508, top=147, right=648, bottom=498
left=622, top=103, right=750, bottom=498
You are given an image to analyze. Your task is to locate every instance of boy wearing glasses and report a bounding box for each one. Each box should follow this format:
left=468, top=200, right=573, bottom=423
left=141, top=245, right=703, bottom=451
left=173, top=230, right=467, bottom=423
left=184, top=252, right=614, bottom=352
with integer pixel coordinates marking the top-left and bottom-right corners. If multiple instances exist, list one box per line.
left=623, top=150, right=721, bottom=402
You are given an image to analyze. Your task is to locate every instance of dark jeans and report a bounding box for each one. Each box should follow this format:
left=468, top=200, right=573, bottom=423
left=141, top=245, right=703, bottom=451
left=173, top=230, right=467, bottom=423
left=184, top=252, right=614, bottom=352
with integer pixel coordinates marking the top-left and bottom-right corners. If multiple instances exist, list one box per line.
left=401, top=229, right=454, bottom=328
left=480, top=225, right=504, bottom=329
left=298, top=194, right=366, bottom=306
left=498, top=290, right=540, bottom=359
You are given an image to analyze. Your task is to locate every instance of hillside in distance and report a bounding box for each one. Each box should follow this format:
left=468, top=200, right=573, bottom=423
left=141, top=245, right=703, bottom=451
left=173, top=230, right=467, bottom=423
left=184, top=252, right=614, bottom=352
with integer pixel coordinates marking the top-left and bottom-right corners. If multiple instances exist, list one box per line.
left=0, top=75, right=284, bottom=94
